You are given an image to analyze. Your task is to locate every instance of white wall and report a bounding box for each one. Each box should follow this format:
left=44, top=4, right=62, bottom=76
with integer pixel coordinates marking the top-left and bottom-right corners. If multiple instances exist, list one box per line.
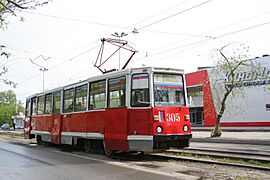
left=208, top=56, right=270, bottom=123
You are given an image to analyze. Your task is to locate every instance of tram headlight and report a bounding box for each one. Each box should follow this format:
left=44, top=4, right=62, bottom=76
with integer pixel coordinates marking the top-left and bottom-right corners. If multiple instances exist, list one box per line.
left=183, top=125, right=189, bottom=132
left=156, top=126, right=163, bottom=134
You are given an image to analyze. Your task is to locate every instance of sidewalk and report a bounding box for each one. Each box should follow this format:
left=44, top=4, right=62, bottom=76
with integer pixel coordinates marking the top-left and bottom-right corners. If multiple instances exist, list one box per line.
left=191, top=127, right=270, bottom=145
left=0, top=129, right=23, bottom=135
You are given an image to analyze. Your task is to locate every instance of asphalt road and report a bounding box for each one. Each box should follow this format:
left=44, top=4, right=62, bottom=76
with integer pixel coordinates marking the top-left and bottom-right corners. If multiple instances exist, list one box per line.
left=0, top=141, right=191, bottom=180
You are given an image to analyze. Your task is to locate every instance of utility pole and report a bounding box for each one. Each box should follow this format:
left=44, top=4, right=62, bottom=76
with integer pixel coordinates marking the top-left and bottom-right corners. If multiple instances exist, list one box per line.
left=39, top=68, right=48, bottom=92
left=111, top=32, right=128, bottom=69
left=29, top=55, right=49, bottom=92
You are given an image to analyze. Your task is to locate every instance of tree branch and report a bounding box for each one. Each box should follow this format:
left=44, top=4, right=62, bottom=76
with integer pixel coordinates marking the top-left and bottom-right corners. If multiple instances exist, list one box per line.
left=6, top=0, right=27, bottom=9
left=0, top=1, right=15, bottom=14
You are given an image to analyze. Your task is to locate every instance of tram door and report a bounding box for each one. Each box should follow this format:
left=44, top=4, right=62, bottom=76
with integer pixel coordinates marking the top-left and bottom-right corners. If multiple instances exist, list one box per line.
left=24, top=99, right=32, bottom=139
left=50, top=92, right=62, bottom=144
left=104, top=76, right=129, bottom=152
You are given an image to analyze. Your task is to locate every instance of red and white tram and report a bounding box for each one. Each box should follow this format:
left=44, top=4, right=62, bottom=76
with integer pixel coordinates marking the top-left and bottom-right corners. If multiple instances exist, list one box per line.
left=24, top=67, right=192, bottom=154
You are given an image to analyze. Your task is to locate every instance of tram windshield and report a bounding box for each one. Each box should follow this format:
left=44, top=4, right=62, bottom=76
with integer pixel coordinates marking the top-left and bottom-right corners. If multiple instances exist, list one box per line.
left=154, top=73, right=185, bottom=106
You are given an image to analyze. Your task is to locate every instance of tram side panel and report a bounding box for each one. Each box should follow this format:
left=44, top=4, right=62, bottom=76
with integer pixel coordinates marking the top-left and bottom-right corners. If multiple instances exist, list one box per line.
left=61, top=113, right=87, bottom=144
left=31, top=115, right=53, bottom=142
left=127, top=108, right=153, bottom=152
left=50, top=114, right=62, bottom=144
left=104, top=108, right=129, bottom=152
left=85, top=111, right=105, bottom=138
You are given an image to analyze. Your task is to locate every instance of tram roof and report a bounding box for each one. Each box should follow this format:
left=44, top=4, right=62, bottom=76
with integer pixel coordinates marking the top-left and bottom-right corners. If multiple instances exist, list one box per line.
left=26, top=67, right=184, bottom=99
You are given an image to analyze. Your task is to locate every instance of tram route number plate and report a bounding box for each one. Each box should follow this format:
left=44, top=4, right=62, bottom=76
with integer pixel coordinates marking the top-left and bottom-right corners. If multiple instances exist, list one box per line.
left=166, top=113, right=180, bottom=122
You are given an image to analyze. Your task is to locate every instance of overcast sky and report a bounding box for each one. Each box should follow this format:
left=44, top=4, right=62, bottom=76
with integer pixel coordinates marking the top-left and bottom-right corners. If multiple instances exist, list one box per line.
left=1, top=0, right=270, bottom=102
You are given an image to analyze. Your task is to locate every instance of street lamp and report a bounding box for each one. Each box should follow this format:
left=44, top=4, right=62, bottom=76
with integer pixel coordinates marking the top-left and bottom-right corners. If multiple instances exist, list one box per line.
left=111, top=32, right=128, bottom=69
left=39, top=67, right=48, bottom=92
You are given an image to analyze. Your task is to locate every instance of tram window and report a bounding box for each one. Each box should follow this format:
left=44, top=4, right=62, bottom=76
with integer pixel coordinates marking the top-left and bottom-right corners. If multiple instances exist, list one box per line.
left=108, top=76, right=126, bottom=108
left=131, top=74, right=150, bottom=107
left=154, top=73, right=185, bottom=106
left=75, top=85, right=87, bottom=112
left=44, top=93, right=52, bottom=114
left=89, top=80, right=106, bottom=110
left=37, top=96, right=45, bottom=115
left=53, top=91, right=61, bottom=114
left=31, top=97, right=37, bottom=115
left=64, top=88, right=74, bottom=113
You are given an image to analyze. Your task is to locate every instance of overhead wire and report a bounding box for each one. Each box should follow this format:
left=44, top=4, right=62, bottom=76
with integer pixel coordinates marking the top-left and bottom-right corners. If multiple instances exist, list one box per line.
left=13, top=1, right=270, bottom=94
left=142, top=20, right=270, bottom=66
left=17, top=45, right=100, bottom=85
left=22, top=10, right=128, bottom=29
left=128, top=7, right=270, bottom=63
left=130, top=0, right=193, bottom=28
left=132, top=10, right=270, bottom=63
left=48, top=45, right=100, bottom=70
left=136, top=0, right=214, bottom=30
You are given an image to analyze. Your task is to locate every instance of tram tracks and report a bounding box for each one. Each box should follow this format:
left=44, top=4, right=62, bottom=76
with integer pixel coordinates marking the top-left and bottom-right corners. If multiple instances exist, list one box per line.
left=1, top=133, right=270, bottom=171
left=150, top=147, right=270, bottom=171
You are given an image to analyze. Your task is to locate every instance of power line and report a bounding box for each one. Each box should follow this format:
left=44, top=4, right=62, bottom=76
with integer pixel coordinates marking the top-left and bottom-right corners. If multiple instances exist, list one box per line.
left=134, top=19, right=270, bottom=64
left=22, top=10, right=128, bottom=29
left=137, top=0, right=214, bottom=30
left=216, top=20, right=270, bottom=39
left=130, top=0, right=192, bottom=28
left=138, top=10, right=270, bottom=38
left=205, top=10, right=270, bottom=35
left=48, top=45, right=100, bottom=70
left=140, top=29, right=206, bottom=38
left=48, top=39, right=100, bottom=60
left=146, top=40, right=209, bottom=66
left=17, top=45, right=100, bottom=85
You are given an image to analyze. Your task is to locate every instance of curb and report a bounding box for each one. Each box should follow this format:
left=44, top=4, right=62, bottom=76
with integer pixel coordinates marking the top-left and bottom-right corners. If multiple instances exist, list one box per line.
left=191, top=137, right=270, bottom=146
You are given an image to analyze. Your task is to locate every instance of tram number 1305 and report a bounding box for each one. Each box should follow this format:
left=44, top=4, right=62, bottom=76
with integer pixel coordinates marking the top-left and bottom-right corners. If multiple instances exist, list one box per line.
left=166, top=113, right=181, bottom=122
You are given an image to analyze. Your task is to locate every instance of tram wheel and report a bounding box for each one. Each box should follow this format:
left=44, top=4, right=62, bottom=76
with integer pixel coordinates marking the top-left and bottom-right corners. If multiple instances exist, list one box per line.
left=179, top=139, right=190, bottom=148
left=36, top=135, right=43, bottom=145
left=84, top=139, right=91, bottom=153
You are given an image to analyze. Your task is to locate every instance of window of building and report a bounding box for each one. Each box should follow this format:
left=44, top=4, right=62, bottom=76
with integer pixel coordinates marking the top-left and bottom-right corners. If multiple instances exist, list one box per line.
left=45, top=93, right=53, bottom=114
left=108, top=76, right=126, bottom=108
left=187, top=86, right=203, bottom=107
left=53, top=91, right=61, bottom=114
left=131, top=74, right=150, bottom=107
left=37, top=96, right=45, bottom=115
left=64, top=88, right=74, bottom=113
left=31, top=97, right=37, bottom=115
left=89, top=80, right=106, bottom=110
left=187, top=86, right=203, bottom=97
left=75, top=85, right=87, bottom=112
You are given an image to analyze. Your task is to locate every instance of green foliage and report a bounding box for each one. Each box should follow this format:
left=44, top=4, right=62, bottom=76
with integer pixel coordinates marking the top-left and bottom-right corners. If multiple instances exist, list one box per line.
left=0, top=90, right=16, bottom=125
left=0, top=105, right=14, bottom=125
left=0, top=90, right=16, bottom=104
